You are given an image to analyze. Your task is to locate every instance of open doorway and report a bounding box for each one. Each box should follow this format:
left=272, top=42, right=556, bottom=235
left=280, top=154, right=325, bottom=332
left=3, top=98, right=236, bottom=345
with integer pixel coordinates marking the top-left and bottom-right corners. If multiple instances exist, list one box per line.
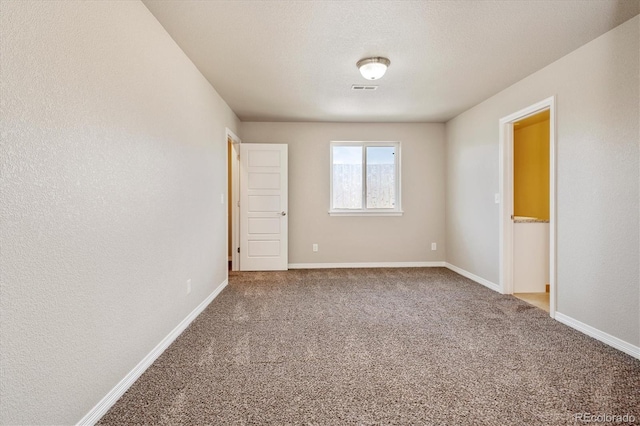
left=227, top=129, right=240, bottom=272
left=512, top=109, right=550, bottom=312
left=499, top=97, right=556, bottom=317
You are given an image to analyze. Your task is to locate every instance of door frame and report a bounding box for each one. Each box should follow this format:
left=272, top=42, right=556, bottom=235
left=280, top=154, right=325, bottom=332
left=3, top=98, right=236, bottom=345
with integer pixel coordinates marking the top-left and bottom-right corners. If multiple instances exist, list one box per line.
left=498, top=96, right=556, bottom=318
left=226, top=128, right=241, bottom=272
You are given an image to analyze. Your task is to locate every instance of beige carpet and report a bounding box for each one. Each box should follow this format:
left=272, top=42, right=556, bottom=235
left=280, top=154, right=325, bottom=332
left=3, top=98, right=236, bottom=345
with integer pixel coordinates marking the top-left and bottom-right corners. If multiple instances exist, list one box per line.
left=99, top=268, right=640, bottom=425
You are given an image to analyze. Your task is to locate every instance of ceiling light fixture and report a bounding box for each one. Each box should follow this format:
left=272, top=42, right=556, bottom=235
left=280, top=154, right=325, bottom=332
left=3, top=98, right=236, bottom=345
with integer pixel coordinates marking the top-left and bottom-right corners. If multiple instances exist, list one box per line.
left=357, top=57, right=390, bottom=80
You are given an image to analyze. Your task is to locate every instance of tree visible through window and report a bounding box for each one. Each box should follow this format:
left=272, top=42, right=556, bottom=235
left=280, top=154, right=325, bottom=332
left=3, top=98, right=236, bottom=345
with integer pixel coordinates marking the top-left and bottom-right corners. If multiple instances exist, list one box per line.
left=330, top=141, right=401, bottom=215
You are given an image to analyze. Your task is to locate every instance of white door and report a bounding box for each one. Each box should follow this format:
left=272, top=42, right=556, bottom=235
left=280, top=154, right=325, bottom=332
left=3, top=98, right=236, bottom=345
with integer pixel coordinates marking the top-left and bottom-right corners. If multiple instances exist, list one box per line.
left=240, top=143, right=288, bottom=271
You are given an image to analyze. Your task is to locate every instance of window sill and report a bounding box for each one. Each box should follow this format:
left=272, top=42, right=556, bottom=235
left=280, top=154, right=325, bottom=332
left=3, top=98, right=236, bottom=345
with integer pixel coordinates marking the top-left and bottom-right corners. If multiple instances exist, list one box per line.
left=328, top=210, right=404, bottom=217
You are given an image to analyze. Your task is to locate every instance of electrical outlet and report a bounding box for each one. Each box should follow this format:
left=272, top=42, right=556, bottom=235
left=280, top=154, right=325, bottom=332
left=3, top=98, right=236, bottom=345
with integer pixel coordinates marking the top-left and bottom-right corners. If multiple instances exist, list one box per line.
left=431, top=243, right=437, bottom=251
left=186, top=279, right=191, bottom=294
left=312, top=244, right=318, bottom=252
left=494, top=193, right=500, bottom=204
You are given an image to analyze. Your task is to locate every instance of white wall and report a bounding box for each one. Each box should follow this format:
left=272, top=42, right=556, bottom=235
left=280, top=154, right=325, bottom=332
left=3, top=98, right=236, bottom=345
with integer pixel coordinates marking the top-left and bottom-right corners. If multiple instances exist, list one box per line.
left=241, top=122, right=446, bottom=265
left=446, top=16, right=639, bottom=346
left=0, top=1, right=239, bottom=424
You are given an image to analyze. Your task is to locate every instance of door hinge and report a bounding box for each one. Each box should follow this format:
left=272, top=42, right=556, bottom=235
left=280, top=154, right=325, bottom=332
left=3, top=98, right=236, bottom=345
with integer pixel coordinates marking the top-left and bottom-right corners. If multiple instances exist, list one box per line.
left=237, top=201, right=240, bottom=207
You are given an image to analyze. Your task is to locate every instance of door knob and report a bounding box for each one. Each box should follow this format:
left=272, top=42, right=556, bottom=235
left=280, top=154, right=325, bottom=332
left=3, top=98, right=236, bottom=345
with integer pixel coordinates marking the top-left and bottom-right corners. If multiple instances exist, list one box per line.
left=281, top=211, right=287, bottom=216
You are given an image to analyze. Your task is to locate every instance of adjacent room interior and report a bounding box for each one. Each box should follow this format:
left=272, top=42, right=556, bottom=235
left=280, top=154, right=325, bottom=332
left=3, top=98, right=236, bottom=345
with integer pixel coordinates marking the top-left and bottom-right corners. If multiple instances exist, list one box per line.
left=1, top=1, right=639, bottom=424
left=512, top=110, right=551, bottom=312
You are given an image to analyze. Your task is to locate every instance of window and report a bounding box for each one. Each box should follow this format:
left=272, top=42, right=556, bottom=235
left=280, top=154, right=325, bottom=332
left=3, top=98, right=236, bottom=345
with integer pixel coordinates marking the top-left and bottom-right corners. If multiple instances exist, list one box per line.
left=330, top=141, right=402, bottom=216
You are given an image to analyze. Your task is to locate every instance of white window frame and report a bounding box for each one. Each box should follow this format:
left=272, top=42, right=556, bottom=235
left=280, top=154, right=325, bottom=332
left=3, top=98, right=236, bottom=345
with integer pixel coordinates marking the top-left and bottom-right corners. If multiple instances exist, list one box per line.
left=329, top=141, right=403, bottom=216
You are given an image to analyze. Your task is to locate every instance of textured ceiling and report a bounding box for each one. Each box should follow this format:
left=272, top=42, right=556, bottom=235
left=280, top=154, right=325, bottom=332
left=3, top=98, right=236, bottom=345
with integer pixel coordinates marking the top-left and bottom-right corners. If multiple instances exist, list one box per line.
left=143, top=0, right=639, bottom=123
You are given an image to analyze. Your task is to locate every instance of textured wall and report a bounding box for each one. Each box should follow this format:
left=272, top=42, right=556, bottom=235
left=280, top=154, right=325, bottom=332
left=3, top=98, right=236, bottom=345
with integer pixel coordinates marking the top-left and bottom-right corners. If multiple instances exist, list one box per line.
left=0, top=1, right=239, bottom=424
left=240, top=122, right=446, bottom=265
left=446, top=16, right=639, bottom=345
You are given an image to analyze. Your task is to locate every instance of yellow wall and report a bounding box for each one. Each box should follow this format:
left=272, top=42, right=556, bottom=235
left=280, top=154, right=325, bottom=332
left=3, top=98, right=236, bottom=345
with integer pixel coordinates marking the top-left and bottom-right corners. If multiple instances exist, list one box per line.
left=514, top=115, right=550, bottom=220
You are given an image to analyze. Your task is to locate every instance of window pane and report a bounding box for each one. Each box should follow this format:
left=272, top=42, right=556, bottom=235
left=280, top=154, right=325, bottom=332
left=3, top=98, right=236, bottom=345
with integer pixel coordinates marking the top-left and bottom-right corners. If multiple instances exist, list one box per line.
left=366, top=146, right=395, bottom=209
left=332, top=146, right=362, bottom=209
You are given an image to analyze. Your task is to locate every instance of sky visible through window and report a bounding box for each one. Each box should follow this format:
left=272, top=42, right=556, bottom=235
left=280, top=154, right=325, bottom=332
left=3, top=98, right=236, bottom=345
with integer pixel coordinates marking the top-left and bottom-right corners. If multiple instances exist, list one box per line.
left=332, top=146, right=395, bottom=165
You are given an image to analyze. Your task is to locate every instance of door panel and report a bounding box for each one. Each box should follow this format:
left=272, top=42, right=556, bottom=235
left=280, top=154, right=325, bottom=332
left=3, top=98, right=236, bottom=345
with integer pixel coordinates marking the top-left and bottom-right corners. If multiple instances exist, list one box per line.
left=248, top=240, right=281, bottom=257
left=248, top=218, right=281, bottom=234
left=240, top=143, right=288, bottom=271
left=249, top=150, right=281, bottom=167
left=248, top=173, right=281, bottom=189
left=248, top=195, right=281, bottom=212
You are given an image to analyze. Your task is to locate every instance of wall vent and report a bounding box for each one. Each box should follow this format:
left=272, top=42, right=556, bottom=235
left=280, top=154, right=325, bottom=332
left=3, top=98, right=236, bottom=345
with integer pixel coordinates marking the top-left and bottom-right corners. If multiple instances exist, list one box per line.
left=351, top=84, right=378, bottom=91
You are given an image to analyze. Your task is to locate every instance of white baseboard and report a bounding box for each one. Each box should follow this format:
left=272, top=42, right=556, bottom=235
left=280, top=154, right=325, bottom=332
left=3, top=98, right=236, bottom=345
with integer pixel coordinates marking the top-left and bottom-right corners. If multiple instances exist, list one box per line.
left=555, top=312, right=640, bottom=360
left=445, top=263, right=501, bottom=293
left=288, top=261, right=446, bottom=269
left=77, top=279, right=229, bottom=425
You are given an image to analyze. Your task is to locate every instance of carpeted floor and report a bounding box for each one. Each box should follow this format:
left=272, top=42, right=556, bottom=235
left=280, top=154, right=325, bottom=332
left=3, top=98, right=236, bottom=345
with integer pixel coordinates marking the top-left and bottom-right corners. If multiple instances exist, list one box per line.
left=99, top=268, right=640, bottom=425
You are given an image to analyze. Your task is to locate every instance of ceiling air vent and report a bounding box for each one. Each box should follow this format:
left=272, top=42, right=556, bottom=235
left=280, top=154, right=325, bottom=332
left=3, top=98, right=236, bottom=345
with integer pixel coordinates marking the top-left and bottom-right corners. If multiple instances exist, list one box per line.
left=351, top=84, right=378, bottom=91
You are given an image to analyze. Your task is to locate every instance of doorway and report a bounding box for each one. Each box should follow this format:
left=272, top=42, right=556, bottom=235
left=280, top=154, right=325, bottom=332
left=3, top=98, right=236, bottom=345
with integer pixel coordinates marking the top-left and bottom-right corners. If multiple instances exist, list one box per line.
left=227, top=129, right=240, bottom=272
left=499, top=97, right=556, bottom=317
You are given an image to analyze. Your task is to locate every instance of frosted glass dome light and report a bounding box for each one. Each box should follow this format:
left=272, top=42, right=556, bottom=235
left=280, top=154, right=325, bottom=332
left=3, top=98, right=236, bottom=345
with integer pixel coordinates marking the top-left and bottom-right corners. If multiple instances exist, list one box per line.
left=357, top=57, right=390, bottom=80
